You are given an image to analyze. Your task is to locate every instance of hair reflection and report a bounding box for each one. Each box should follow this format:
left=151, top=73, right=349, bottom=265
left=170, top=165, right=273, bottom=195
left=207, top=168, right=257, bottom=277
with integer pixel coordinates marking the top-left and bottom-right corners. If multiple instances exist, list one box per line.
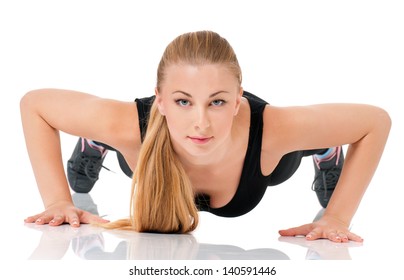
left=25, top=223, right=289, bottom=260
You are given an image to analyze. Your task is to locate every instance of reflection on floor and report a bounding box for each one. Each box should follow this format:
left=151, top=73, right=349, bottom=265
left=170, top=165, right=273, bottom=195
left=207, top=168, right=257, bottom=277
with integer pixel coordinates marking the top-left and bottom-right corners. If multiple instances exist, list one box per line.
left=23, top=193, right=362, bottom=260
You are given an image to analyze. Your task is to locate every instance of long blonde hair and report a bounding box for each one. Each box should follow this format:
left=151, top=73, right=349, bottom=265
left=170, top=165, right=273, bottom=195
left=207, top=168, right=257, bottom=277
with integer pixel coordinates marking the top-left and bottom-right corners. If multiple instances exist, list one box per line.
left=102, top=31, right=242, bottom=233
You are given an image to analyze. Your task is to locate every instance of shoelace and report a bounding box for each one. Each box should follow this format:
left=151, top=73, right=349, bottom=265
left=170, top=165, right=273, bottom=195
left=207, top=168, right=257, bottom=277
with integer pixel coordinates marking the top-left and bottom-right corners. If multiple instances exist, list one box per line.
left=311, top=166, right=341, bottom=198
left=77, top=155, right=110, bottom=180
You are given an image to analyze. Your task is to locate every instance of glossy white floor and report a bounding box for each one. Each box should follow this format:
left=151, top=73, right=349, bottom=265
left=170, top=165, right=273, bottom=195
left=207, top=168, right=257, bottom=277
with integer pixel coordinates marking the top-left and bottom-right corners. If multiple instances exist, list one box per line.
left=1, top=1, right=403, bottom=279
left=15, top=158, right=368, bottom=262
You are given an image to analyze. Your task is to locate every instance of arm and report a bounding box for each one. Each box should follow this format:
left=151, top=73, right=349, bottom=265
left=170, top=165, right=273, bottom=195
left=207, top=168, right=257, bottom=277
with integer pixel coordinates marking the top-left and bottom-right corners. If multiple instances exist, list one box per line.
left=263, top=103, right=391, bottom=242
left=20, top=89, right=140, bottom=226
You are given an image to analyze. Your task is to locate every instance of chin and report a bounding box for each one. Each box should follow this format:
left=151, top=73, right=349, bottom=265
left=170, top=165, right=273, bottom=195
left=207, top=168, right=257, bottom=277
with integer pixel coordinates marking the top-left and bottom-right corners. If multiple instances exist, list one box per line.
left=184, top=144, right=217, bottom=159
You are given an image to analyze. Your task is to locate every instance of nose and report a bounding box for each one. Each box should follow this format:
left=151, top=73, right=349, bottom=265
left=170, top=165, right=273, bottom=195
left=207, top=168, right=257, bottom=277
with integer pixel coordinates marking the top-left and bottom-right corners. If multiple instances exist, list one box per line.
left=194, top=107, right=210, bottom=131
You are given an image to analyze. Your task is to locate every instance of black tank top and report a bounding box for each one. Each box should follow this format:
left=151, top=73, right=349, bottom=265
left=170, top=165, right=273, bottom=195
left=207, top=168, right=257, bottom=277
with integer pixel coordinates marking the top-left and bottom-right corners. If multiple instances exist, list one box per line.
left=135, top=91, right=292, bottom=217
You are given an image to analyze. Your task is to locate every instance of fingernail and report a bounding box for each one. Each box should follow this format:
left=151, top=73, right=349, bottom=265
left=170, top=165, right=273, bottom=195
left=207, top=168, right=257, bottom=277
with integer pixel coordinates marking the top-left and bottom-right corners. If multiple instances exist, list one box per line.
left=72, top=221, right=79, bottom=226
left=36, top=218, right=41, bottom=223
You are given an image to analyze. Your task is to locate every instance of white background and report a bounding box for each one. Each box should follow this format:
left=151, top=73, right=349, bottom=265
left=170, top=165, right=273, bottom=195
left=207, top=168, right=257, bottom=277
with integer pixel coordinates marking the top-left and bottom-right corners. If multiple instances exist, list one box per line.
left=1, top=0, right=403, bottom=279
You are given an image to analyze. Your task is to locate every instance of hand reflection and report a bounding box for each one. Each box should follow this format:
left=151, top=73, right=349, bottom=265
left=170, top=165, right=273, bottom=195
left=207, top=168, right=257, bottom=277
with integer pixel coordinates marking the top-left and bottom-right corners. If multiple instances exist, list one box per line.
left=278, top=236, right=362, bottom=260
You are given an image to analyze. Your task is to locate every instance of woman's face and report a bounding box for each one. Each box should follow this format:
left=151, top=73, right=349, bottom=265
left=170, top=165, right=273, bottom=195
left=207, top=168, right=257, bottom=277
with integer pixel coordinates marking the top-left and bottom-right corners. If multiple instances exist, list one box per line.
left=156, top=63, right=242, bottom=162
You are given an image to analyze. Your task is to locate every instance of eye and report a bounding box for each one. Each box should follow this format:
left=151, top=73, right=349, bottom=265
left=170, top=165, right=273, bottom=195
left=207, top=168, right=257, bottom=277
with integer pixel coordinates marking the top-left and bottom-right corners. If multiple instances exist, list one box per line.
left=211, top=99, right=226, bottom=106
left=175, top=99, right=190, bottom=107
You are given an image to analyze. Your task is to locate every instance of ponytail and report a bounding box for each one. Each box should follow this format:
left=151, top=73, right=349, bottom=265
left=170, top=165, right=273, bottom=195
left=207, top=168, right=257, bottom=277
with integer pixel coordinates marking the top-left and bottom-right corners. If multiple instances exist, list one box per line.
left=100, top=101, right=198, bottom=233
left=130, top=102, right=198, bottom=233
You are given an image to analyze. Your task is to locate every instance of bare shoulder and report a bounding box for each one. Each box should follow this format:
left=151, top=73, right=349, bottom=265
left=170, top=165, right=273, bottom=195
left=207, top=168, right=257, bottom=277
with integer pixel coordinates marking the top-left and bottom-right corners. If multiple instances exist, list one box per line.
left=262, top=103, right=391, bottom=155
left=21, top=88, right=142, bottom=152
left=94, top=97, right=141, bottom=152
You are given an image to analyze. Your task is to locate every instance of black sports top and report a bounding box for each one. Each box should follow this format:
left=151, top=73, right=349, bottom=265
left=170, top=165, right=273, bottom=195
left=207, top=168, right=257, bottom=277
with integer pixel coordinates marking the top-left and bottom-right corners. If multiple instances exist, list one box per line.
left=135, top=91, right=306, bottom=217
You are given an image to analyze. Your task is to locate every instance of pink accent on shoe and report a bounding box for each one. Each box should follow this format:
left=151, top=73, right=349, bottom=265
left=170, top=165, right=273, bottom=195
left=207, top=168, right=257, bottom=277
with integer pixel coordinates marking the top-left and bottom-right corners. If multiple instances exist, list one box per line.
left=86, top=139, right=107, bottom=157
left=335, top=146, right=342, bottom=165
left=81, top=138, right=85, bottom=152
left=101, top=149, right=108, bottom=158
left=313, top=156, right=322, bottom=170
left=313, top=146, right=341, bottom=169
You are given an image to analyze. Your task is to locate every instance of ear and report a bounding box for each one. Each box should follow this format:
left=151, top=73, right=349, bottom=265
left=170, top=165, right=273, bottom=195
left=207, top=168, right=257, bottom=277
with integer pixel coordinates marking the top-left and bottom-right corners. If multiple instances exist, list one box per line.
left=234, top=87, right=243, bottom=116
left=155, top=87, right=165, bottom=116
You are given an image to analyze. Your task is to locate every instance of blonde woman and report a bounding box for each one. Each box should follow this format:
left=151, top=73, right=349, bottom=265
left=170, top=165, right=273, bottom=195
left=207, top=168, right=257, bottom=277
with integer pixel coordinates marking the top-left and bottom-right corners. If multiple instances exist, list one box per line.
left=21, top=31, right=391, bottom=243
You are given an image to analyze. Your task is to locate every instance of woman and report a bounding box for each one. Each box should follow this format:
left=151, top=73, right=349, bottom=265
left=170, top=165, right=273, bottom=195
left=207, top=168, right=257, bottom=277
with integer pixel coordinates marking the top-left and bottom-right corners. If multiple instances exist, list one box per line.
left=21, top=31, right=391, bottom=243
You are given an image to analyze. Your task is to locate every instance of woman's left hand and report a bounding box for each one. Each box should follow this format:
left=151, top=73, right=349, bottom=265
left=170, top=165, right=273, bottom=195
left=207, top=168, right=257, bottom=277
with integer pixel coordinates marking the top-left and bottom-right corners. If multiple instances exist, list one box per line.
left=278, top=215, right=363, bottom=243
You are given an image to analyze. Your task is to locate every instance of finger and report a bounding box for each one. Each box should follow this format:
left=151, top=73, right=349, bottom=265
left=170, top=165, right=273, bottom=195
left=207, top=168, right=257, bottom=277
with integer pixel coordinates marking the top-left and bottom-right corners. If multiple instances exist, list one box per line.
left=326, top=231, right=343, bottom=243
left=347, top=232, right=364, bottom=243
left=337, top=232, right=349, bottom=243
left=306, top=229, right=324, bottom=240
left=305, top=232, right=316, bottom=240
left=35, top=215, right=52, bottom=225
left=328, top=231, right=363, bottom=243
left=49, top=215, right=65, bottom=226
left=80, top=213, right=110, bottom=224
left=67, top=214, right=80, bottom=227
left=279, top=224, right=312, bottom=237
left=92, top=216, right=110, bottom=224
left=24, top=215, right=40, bottom=223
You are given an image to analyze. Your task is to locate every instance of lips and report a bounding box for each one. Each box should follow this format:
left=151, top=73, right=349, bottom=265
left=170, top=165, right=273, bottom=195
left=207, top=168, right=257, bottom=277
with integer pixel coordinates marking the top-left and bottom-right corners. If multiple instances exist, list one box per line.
left=188, top=136, right=213, bottom=144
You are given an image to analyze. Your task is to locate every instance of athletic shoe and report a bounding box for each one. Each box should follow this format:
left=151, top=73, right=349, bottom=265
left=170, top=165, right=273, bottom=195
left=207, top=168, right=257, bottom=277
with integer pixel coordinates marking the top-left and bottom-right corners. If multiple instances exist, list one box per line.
left=67, top=138, right=108, bottom=193
left=311, top=146, right=344, bottom=208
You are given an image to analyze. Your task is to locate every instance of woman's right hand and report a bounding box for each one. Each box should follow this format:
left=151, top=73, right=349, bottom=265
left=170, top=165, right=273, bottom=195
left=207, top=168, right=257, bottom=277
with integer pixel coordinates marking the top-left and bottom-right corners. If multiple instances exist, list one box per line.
left=24, top=201, right=110, bottom=227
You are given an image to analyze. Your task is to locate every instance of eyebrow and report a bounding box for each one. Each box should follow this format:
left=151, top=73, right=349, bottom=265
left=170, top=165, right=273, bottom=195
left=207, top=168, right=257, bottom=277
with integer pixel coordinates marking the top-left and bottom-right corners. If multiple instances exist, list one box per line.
left=171, top=90, right=229, bottom=98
